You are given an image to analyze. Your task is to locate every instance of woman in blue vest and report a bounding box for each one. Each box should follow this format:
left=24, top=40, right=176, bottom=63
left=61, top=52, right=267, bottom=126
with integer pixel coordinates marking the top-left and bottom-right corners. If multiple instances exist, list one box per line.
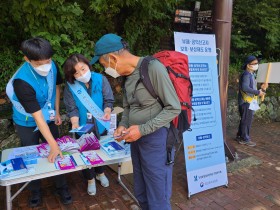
left=6, top=37, right=72, bottom=207
left=63, top=54, right=114, bottom=195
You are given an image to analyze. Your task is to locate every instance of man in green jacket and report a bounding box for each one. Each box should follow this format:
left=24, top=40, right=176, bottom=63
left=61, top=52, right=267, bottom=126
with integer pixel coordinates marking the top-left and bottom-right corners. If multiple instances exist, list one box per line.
left=90, top=34, right=181, bottom=210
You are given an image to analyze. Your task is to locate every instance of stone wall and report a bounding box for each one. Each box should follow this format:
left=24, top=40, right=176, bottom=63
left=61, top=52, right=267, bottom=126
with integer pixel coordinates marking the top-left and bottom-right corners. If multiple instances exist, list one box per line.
left=227, top=96, right=280, bottom=127
left=1, top=96, right=280, bottom=152
left=0, top=114, right=71, bottom=153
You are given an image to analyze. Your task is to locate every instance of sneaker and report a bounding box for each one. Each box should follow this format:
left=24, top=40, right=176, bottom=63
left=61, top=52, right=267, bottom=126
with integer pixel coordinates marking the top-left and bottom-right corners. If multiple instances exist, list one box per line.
left=55, top=187, right=72, bottom=205
left=235, top=136, right=242, bottom=141
left=87, top=180, right=96, bottom=195
left=28, top=190, right=42, bottom=208
left=238, top=140, right=256, bottom=147
left=238, top=140, right=247, bottom=145
left=96, top=174, right=109, bottom=187
left=245, top=141, right=256, bottom=147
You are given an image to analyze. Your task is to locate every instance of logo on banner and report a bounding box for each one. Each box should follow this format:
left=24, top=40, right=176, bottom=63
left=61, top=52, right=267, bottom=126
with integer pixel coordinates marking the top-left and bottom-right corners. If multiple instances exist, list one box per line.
left=194, top=175, right=198, bottom=182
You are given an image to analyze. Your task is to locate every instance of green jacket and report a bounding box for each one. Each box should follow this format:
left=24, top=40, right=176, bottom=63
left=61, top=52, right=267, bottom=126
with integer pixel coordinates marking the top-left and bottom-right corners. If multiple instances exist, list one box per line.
left=119, top=57, right=181, bottom=136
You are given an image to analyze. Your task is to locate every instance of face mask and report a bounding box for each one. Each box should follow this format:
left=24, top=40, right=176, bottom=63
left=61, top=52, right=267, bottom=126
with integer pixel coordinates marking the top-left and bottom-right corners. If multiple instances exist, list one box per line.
left=76, top=70, right=91, bottom=83
left=33, top=63, right=52, bottom=76
left=250, top=64, right=259, bottom=71
left=104, top=57, right=120, bottom=78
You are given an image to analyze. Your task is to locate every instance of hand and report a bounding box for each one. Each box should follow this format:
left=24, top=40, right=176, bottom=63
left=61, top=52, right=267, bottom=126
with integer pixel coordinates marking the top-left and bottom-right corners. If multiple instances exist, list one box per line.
left=72, top=122, right=79, bottom=129
left=113, top=126, right=127, bottom=142
left=121, top=125, right=142, bottom=143
left=261, top=83, right=268, bottom=90
left=258, top=89, right=265, bottom=97
left=102, top=107, right=111, bottom=121
left=48, top=143, right=63, bottom=163
left=55, top=113, right=62, bottom=125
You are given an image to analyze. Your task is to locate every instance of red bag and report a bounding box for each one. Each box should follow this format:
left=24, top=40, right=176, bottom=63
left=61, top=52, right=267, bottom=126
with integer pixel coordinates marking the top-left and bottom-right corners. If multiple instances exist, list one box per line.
left=140, top=50, right=194, bottom=132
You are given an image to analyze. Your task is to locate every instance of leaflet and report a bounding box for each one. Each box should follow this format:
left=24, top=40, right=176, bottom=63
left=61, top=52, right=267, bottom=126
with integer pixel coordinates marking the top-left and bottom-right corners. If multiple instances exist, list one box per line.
left=54, top=155, right=77, bottom=170
left=0, top=157, right=28, bottom=178
left=80, top=151, right=104, bottom=166
left=69, top=123, right=95, bottom=133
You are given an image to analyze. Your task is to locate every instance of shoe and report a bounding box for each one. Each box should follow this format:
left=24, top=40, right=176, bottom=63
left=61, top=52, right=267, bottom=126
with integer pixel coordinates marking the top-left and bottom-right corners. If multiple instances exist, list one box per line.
left=238, top=140, right=247, bottom=145
left=245, top=141, right=256, bottom=147
left=28, top=191, right=42, bottom=208
left=96, top=174, right=109, bottom=187
left=87, top=180, right=96, bottom=195
left=235, top=136, right=242, bottom=141
left=238, top=140, right=256, bottom=147
left=55, top=187, right=72, bottom=205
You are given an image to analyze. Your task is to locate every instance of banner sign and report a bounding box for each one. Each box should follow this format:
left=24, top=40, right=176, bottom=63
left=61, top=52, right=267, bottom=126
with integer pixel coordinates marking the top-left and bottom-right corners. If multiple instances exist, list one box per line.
left=174, top=32, right=228, bottom=197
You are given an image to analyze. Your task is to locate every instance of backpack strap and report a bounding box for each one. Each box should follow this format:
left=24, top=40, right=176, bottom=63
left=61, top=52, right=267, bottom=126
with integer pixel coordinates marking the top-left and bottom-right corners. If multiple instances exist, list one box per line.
left=139, top=56, right=179, bottom=165
left=139, top=56, right=164, bottom=107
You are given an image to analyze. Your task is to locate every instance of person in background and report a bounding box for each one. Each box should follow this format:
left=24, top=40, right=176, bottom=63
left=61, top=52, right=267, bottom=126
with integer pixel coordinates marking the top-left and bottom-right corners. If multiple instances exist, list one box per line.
left=63, top=53, right=114, bottom=195
left=236, top=55, right=266, bottom=147
left=6, top=37, right=72, bottom=207
left=90, top=33, right=181, bottom=210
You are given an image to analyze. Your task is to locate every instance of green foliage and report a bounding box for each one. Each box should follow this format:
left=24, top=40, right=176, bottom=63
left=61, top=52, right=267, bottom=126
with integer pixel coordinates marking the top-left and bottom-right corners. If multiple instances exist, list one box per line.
left=0, top=49, right=22, bottom=93
left=231, top=0, right=280, bottom=62
left=0, top=0, right=279, bottom=96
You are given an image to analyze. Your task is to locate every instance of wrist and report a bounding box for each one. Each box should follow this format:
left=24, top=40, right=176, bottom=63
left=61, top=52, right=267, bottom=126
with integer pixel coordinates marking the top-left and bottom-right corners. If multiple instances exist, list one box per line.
left=104, top=107, right=111, bottom=114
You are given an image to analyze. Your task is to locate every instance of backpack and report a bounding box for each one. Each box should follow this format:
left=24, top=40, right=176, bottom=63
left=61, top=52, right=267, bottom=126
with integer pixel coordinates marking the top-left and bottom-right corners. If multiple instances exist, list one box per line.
left=138, top=50, right=195, bottom=164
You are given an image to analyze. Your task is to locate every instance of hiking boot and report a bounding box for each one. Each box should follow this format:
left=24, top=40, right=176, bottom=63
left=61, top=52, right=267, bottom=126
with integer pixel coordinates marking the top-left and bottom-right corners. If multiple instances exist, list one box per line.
left=28, top=190, right=42, bottom=208
left=55, top=187, right=72, bottom=205
left=96, top=174, right=109, bottom=187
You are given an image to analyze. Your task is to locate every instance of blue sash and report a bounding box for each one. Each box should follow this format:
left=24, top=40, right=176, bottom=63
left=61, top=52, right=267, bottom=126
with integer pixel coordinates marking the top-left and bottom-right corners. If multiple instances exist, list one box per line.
left=68, top=81, right=110, bottom=131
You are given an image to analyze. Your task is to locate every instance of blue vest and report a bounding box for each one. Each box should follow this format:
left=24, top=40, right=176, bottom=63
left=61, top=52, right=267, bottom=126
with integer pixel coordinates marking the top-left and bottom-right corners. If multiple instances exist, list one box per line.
left=70, top=72, right=104, bottom=134
left=12, top=62, right=57, bottom=127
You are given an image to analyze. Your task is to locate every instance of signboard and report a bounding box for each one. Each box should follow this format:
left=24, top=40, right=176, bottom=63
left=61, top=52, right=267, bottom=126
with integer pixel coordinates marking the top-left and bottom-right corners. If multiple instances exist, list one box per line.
left=196, top=10, right=213, bottom=33
left=174, top=32, right=228, bottom=197
left=174, top=9, right=193, bottom=24
left=256, top=62, right=280, bottom=84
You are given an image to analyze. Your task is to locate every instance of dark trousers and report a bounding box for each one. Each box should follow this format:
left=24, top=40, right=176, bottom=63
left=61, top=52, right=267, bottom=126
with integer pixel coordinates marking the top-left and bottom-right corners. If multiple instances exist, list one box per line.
left=15, top=123, right=68, bottom=192
left=131, top=127, right=173, bottom=210
left=237, top=103, right=254, bottom=141
left=82, top=167, right=104, bottom=180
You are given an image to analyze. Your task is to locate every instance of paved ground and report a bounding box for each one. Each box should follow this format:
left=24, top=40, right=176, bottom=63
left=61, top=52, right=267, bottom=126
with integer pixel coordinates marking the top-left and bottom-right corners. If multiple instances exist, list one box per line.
left=1, top=121, right=280, bottom=210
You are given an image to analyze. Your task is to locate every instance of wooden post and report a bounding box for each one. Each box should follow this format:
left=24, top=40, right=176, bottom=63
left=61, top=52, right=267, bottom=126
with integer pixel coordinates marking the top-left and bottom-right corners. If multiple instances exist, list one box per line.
left=261, top=63, right=271, bottom=102
left=214, top=0, right=236, bottom=160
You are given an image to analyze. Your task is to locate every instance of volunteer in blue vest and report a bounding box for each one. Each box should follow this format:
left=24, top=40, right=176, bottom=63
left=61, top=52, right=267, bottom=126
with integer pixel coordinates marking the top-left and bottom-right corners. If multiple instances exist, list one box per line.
left=6, top=37, right=72, bottom=207
left=90, top=34, right=181, bottom=210
left=236, top=55, right=266, bottom=147
left=63, top=53, right=114, bottom=196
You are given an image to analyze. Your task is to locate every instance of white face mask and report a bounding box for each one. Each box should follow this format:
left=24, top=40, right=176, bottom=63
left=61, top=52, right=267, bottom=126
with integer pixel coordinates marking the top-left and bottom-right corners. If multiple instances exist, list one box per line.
left=250, top=64, right=259, bottom=71
left=76, top=70, right=91, bottom=83
left=104, top=57, right=120, bottom=78
left=33, top=63, right=52, bottom=76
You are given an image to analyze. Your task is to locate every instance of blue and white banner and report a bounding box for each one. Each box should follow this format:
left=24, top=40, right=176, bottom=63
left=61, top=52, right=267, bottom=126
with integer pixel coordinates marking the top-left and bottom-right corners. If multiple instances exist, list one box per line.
left=174, top=32, right=228, bottom=197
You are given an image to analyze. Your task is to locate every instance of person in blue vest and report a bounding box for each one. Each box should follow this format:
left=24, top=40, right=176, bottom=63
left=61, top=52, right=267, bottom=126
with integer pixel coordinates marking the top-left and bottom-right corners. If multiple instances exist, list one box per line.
left=63, top=53, right=114, bottom=196
left=6, top=37, right=72, bottom=207
left=90, top=34, right=181, bottom=210
left=236, top=55, right=266, bottom=146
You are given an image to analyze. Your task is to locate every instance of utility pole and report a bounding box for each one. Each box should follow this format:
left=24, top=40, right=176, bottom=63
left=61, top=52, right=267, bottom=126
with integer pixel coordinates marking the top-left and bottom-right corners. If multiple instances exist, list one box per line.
left=213, top=0, right=236, bottom=160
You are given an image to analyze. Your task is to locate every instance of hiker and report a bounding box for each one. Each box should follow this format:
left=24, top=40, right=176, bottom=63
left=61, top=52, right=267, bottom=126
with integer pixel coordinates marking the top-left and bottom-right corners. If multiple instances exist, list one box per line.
left=90, top=33, right=181, bottom=210
left=236, top=55, right=266, bottom=147
left=63, top=53, right=114, bottom=195
left=6, top=37, right=72, bottom=207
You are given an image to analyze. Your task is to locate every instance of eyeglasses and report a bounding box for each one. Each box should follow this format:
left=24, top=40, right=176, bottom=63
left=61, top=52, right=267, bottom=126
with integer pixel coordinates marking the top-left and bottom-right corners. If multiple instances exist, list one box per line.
left=249, top=63, right=258, bottom=65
